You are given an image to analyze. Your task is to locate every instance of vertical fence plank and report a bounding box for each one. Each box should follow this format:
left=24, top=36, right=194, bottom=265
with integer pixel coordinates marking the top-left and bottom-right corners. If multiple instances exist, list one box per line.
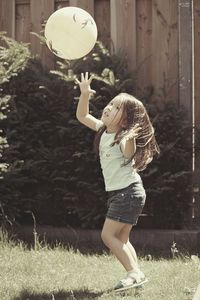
left=16, top=1, right=31, bottom=43
left=165, top=0, right=178, bottom=103
left=178, top=0, right=193, bottom=117
left=110, top=0, right=137, bottom=71
left=193, top=0, right=200, bottom=221
left=30, top=0, right=55, bottom=69
left=178, top=0, right=193, bottom=223
left=0, top=0, right=15, bottom=38
left=55, top=0, right=69, bottom=10
left=152, top=0, right=178, bottom=103
left=94, top=0, right=110, bottom=50
left=69, top=0, right=94, bottom=17
left=136, top=0, right=152, bottom=98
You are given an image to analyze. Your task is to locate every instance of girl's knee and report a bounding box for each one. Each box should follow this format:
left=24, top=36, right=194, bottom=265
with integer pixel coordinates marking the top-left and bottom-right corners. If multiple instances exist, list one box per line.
left=101, top=229, right=115, bottom=246
left=117, top=226, right=132, bottom=243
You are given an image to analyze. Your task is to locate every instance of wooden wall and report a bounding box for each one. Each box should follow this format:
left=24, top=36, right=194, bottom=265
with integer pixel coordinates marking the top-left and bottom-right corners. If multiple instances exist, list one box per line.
left=0, top=0, right=180, bottom=101
left=0, top=0, right=200, bottom=222
left=0, top=0, right=196, bottom=104
left=193, top=0, right=200, bottom=221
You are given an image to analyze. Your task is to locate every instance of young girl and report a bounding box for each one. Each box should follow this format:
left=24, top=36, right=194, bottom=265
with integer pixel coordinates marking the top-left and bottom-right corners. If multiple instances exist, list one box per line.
left=76, top=72, right=160, bottom=292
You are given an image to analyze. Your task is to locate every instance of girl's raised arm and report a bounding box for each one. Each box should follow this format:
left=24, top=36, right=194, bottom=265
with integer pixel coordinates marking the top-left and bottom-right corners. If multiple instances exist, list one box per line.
left=76, top=72, right=103, bottom=131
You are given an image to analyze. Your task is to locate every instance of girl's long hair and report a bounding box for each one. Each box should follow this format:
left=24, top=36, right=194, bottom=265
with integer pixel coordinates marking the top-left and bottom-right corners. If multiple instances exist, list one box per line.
left=94, top=93, right=160, bottom=172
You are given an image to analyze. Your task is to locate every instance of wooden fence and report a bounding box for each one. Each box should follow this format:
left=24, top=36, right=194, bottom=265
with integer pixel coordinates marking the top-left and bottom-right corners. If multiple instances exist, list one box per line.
left=193, top=0, right=200, bottom=224
left=0, top=0, right=200, bottom=224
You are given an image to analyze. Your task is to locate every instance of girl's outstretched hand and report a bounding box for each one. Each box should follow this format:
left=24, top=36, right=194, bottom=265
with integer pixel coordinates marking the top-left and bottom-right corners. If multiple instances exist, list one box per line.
left=123, top=124, right=142, bottom=140
left=75, top=72, right=96, bottom=96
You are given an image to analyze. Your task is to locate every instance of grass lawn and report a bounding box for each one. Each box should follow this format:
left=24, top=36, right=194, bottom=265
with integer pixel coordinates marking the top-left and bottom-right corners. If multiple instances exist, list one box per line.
left=0, top=231, right=200, bottom=300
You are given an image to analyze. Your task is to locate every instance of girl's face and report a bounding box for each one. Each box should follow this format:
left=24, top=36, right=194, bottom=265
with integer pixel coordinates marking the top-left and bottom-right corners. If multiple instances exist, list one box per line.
left=101, top=96, right=124, bottom=131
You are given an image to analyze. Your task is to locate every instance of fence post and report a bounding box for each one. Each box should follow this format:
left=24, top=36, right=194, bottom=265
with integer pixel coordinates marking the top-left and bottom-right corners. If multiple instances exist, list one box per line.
left=30, top=0, right=55, bottom=69
left=94, top=0, right=111, bottom=50
left=136, top=0, right=152, bottom=98
left=178, top=0, right=193, bottom=118
left=178, top=0, right=193, bottom=224
left=110, top=0, right=137, bottom=72
left=151, top=0, right=178, bottom=103
left=69, top=0, right=94, bottom=17
left=193, top=0, right=200, bottom=225
left=0, top=0, right=15, bottom=38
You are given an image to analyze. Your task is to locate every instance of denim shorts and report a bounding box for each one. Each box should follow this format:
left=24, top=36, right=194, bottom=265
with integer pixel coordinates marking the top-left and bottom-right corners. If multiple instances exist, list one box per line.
left=106, top=181, right=146, bottom=225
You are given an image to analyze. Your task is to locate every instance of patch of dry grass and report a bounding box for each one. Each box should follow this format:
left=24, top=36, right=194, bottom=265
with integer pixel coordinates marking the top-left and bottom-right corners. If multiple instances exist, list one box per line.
left=0, top=230, right=199, bottom=300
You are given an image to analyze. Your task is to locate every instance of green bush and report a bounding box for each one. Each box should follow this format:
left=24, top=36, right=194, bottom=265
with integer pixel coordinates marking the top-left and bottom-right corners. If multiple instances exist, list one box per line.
left=0, top=34, right=192, bottom=229
left=142, top=103, right=192, bottom=228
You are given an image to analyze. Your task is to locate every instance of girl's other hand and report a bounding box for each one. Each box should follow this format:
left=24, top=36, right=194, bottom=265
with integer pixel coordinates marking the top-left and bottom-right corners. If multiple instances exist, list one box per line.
left=75, top=72, right=96, bottom=96
left=123, top=124, right=142, bottom=140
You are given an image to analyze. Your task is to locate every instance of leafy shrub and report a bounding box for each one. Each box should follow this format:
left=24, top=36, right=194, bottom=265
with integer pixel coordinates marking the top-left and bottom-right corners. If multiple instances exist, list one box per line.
left=0, top=34, right=192, bottom=229
left=142, top=103, right=192, bottom=228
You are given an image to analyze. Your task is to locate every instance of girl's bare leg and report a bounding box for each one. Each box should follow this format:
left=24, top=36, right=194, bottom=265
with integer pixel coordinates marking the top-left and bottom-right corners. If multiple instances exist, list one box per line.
left=117, top=226, right=140, bottom=271
left=101, top=218, right=138, bottom=272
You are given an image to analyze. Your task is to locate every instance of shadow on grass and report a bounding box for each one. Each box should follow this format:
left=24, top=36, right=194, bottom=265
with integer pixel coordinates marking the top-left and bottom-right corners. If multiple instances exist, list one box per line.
left=12, top=288, right=104, bottom=300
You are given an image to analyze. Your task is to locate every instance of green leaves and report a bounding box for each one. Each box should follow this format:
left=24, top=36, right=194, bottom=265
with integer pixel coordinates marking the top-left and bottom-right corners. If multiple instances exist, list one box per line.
left=0, top=33, right=31, bottom=84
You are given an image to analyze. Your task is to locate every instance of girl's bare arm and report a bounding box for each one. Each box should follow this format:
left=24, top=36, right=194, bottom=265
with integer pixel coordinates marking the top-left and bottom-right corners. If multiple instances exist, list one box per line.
left=120, top=124, right=141, bottom=159
left=76, top=72, right=101, bottom=131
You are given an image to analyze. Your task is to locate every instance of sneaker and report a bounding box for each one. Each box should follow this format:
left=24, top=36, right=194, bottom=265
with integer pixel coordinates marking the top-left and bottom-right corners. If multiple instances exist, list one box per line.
left=114, top=273, right=148, bottom=292
left=137, top=270, right=146, bottom=281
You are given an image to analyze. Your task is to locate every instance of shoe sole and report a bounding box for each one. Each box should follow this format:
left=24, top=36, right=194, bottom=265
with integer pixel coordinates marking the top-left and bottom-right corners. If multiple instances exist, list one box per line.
left=114, top=278, right=148, bottom=292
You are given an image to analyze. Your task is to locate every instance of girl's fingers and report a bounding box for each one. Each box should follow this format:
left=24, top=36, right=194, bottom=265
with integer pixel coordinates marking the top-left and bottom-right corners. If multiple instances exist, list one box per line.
left=89, top=89, right=96, bottom=94
left=130, top=127, right=141, bottom=134
left=125, top=127, right=141, bottom=139
left=75, top=78, right=80, bottom=84
left=132, top=123, right=140, bottom=129
left=130, top=132, right=138, bottom=137
left=126, top=134, right=138, bottom=141
left=134, top=125, right=142, bottom=131
left=78, top=72, right=93, bottom=83
left=88, top=74, right=94, bottom=84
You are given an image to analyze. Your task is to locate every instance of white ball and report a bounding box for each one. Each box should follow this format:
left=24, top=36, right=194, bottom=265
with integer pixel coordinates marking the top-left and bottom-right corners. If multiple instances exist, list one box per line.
left=44, top=7, right=98, bottom=60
